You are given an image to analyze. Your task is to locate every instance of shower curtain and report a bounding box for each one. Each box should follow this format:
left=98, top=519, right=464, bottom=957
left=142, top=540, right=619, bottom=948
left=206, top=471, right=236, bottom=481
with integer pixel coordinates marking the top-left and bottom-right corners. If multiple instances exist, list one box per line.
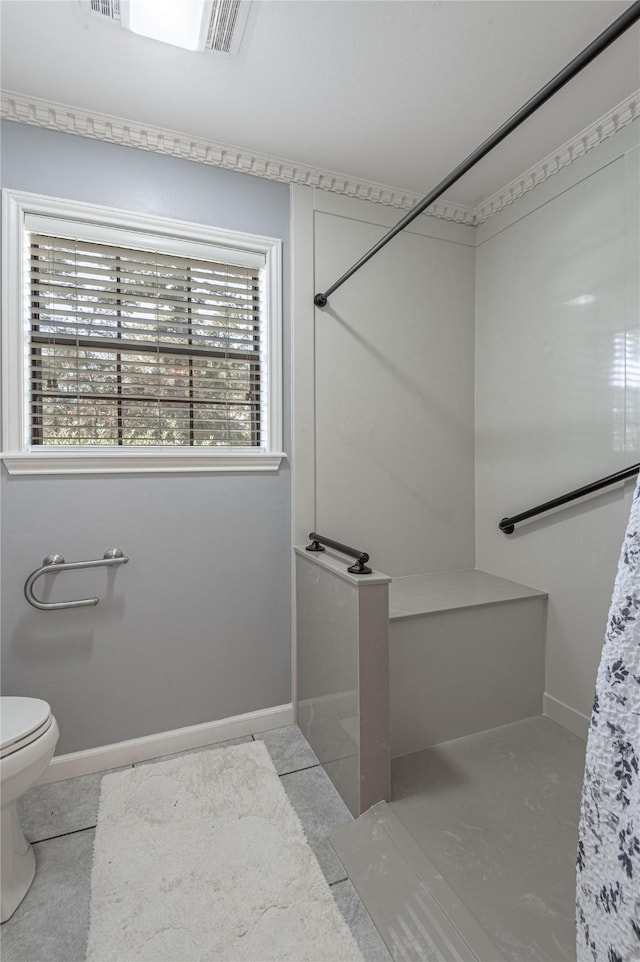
left=576, top=474, right=640, bottom=962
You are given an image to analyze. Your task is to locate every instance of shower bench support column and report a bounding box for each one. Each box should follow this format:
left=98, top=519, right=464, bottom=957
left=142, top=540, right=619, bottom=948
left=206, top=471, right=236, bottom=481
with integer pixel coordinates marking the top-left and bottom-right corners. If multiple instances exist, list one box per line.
left=295, top=545, right=391, bottom=817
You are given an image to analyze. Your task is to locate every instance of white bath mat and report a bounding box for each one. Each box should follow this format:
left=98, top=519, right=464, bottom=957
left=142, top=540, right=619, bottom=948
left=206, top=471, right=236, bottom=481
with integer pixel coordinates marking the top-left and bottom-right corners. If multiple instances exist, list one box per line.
left=86, top=740, right=363, bottom=962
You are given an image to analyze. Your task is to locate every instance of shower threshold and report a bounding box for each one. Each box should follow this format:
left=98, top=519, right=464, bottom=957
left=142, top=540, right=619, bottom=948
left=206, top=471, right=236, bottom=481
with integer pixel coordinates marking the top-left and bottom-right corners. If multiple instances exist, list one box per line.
left=332, top=715, right=586, bottom=962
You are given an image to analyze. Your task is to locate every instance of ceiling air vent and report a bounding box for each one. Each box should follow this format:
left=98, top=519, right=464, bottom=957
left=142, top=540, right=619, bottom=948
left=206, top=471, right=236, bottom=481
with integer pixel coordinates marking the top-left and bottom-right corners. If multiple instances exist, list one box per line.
left=206, top=0, right=251, bottom=56
left=80, top=0, right=121, bottom=22
left=80, top=0, right=250, bottom=55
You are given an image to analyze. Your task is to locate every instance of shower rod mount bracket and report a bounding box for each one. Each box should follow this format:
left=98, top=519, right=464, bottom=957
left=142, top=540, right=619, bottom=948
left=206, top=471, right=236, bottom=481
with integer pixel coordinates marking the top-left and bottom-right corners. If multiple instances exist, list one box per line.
left=314, top=294, right=328, bottom=308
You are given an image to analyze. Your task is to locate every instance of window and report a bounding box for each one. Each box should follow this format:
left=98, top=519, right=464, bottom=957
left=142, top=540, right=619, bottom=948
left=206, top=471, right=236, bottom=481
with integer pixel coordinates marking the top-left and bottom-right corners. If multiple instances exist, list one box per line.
left=2, top=190, right=284, bottom=474
left=29, top=236, right=263, bottom=448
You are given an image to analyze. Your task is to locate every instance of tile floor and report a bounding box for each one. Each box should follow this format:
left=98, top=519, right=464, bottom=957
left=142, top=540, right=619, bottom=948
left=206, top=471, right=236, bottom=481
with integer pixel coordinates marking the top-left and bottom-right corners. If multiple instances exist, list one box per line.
left=390, top=716, right=586, bottom=962
left=2, top=725, right=391, bottom=962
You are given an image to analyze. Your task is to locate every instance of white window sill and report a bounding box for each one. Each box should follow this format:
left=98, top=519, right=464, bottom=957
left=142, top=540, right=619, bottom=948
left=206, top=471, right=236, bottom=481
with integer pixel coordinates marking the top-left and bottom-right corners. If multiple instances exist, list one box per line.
left=1, top=449, right=287, bottom=476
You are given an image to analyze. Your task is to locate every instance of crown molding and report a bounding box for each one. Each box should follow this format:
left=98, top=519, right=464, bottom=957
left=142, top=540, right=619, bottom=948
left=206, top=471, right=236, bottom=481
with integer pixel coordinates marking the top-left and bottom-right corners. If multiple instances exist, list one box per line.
left=1, top=88, right=638, bottom=227
left=475, top=89, right=640, bottom=224
left=0, top=90, right=472, bottom=225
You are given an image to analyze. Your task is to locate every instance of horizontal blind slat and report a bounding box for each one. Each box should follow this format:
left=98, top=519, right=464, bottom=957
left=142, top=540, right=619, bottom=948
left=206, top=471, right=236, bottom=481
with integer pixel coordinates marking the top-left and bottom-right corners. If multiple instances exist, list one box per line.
left=31, top=333, right=259, bottom=361
left=30, top=302, right=260, bottom=323
left=32, top=281, right=260, bottom=312
left=29, top=253, right=260, bottom=278
left=30, top=268, right=260, bottom=295
left=30, top=236, right=263, bottom=275
left=31, top=324, right=260, bottom=345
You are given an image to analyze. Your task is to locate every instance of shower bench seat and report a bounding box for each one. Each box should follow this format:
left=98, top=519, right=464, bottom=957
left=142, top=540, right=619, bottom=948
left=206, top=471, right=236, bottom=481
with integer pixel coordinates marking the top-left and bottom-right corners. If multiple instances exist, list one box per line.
left=389, top=569, right=547, bottom=758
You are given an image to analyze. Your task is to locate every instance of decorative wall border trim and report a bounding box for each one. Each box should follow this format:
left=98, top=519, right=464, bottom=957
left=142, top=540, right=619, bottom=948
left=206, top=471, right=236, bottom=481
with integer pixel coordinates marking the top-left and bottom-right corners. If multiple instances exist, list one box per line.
left=1, top=88, right=638, bottom=226
left=475, top=89, right=640, bottom=224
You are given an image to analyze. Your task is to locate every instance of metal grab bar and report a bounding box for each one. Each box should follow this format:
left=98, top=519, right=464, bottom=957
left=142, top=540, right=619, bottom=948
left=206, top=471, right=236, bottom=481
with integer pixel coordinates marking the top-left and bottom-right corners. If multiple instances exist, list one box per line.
left=306, top=531, right=372, bottom=574
left=313, top=1, right=640, bottom=308
left=24, top=548, right=129, bottom=610
left=499, top=464, right=640, bottom=534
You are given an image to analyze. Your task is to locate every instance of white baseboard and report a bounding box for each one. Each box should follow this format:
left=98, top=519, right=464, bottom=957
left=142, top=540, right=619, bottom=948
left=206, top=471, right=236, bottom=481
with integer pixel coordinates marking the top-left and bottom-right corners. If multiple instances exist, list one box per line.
left=543, top=692, right=589, bottom=740
left=38, top=703, right=294, bottom=784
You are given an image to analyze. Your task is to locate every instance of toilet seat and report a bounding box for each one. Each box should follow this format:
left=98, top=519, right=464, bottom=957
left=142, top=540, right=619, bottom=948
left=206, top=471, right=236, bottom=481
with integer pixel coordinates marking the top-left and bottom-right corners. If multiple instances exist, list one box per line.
left=0, top=697, right=59, bottom=922
left=1, top=698, right=53, bottom=759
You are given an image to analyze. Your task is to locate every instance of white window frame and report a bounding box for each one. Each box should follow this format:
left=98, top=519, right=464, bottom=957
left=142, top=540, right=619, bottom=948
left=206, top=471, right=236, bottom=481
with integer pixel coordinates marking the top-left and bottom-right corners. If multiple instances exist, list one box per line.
left=1, top=189, right=285, bottom=475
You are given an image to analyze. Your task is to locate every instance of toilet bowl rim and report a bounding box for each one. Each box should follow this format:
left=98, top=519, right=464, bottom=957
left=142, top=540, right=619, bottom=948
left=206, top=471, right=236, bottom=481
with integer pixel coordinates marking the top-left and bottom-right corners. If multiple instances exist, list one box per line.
left=0, top=717, right=59, bottom=813
left=1, top=697, right=53, bottom=754
left=0, top=714, right=56, bottom=761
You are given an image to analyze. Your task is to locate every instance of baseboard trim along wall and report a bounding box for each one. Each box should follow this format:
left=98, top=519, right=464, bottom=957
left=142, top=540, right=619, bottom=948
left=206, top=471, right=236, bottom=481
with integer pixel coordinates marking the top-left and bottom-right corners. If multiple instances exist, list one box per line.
left=38, top=703, right=294, bottom=784
left=543, top=692, right=589, bottom=740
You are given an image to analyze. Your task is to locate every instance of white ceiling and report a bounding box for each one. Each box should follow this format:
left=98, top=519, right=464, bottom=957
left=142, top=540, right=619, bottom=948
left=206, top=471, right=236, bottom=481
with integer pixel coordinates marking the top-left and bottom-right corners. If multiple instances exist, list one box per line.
left=1, top=1, right=639, bottom=208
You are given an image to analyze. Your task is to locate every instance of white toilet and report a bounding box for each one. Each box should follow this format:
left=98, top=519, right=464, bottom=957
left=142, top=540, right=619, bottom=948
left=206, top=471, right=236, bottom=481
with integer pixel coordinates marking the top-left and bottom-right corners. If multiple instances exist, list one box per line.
left=1, top=697, right=59, bottom=923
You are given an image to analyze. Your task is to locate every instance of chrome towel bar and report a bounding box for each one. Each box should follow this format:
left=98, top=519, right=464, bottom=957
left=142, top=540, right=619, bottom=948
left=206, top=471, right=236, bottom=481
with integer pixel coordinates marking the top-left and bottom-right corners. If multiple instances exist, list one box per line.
left=24, top=548, right=129, bottom=611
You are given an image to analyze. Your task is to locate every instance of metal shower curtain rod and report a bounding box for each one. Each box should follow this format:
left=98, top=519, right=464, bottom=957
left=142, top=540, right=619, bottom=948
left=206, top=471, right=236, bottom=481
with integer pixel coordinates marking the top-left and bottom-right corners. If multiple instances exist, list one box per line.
left=314, top=1, right=640, bottom=308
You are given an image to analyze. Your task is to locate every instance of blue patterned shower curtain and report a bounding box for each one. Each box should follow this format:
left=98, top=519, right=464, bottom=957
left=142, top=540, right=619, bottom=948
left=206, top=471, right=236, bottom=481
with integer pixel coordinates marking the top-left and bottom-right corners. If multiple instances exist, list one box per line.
left=576, top=475, right=640, bottom=962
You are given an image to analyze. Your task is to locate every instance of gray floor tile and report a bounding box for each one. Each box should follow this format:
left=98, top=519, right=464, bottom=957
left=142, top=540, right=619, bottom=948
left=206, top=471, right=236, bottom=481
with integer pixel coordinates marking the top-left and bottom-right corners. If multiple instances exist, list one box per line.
left=18, top=768, right=129, bottom=843
left=6, top=733, right=353, bottom=961
left=391, top=716, right=585, bottom=962
left=132, top=734, right=252, bottom=767
left=299, top=713, right=359, bottom=767
left=254, top=724, right=319, bottom=775
left=280, top=765, right=353, bottom=884
left=1, top=828, right=94, bottom=962
left=332, top=879, right=393, bottom=962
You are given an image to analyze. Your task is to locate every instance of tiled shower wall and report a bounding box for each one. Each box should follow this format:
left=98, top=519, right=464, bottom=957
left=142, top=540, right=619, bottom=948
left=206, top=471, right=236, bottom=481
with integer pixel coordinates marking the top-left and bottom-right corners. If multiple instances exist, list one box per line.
left=475, top=127, right=640, bottom=727
left=293, top=122, right=640, bottom=733
left=292, top=187, right=477, bottom=576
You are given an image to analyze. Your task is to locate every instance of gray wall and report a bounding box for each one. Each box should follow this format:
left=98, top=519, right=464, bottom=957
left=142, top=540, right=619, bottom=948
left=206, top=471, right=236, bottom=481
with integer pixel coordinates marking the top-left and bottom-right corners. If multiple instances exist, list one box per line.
left=0, top=121, right=292, bottom=754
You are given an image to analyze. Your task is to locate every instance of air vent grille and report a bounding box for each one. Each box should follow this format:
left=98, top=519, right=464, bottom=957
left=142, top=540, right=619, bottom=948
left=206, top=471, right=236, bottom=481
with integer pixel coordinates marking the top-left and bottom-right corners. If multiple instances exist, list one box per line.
left=206, top=0, right=250, bottom=55
left=85, top=0, right=121, bottom=21
left=80, top=0, right=250, bottom=54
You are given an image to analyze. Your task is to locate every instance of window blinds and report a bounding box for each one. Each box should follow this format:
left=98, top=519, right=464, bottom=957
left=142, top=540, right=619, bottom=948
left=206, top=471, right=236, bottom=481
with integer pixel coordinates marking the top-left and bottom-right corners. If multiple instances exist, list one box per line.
left=28, top=234, right=264, bottom=447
